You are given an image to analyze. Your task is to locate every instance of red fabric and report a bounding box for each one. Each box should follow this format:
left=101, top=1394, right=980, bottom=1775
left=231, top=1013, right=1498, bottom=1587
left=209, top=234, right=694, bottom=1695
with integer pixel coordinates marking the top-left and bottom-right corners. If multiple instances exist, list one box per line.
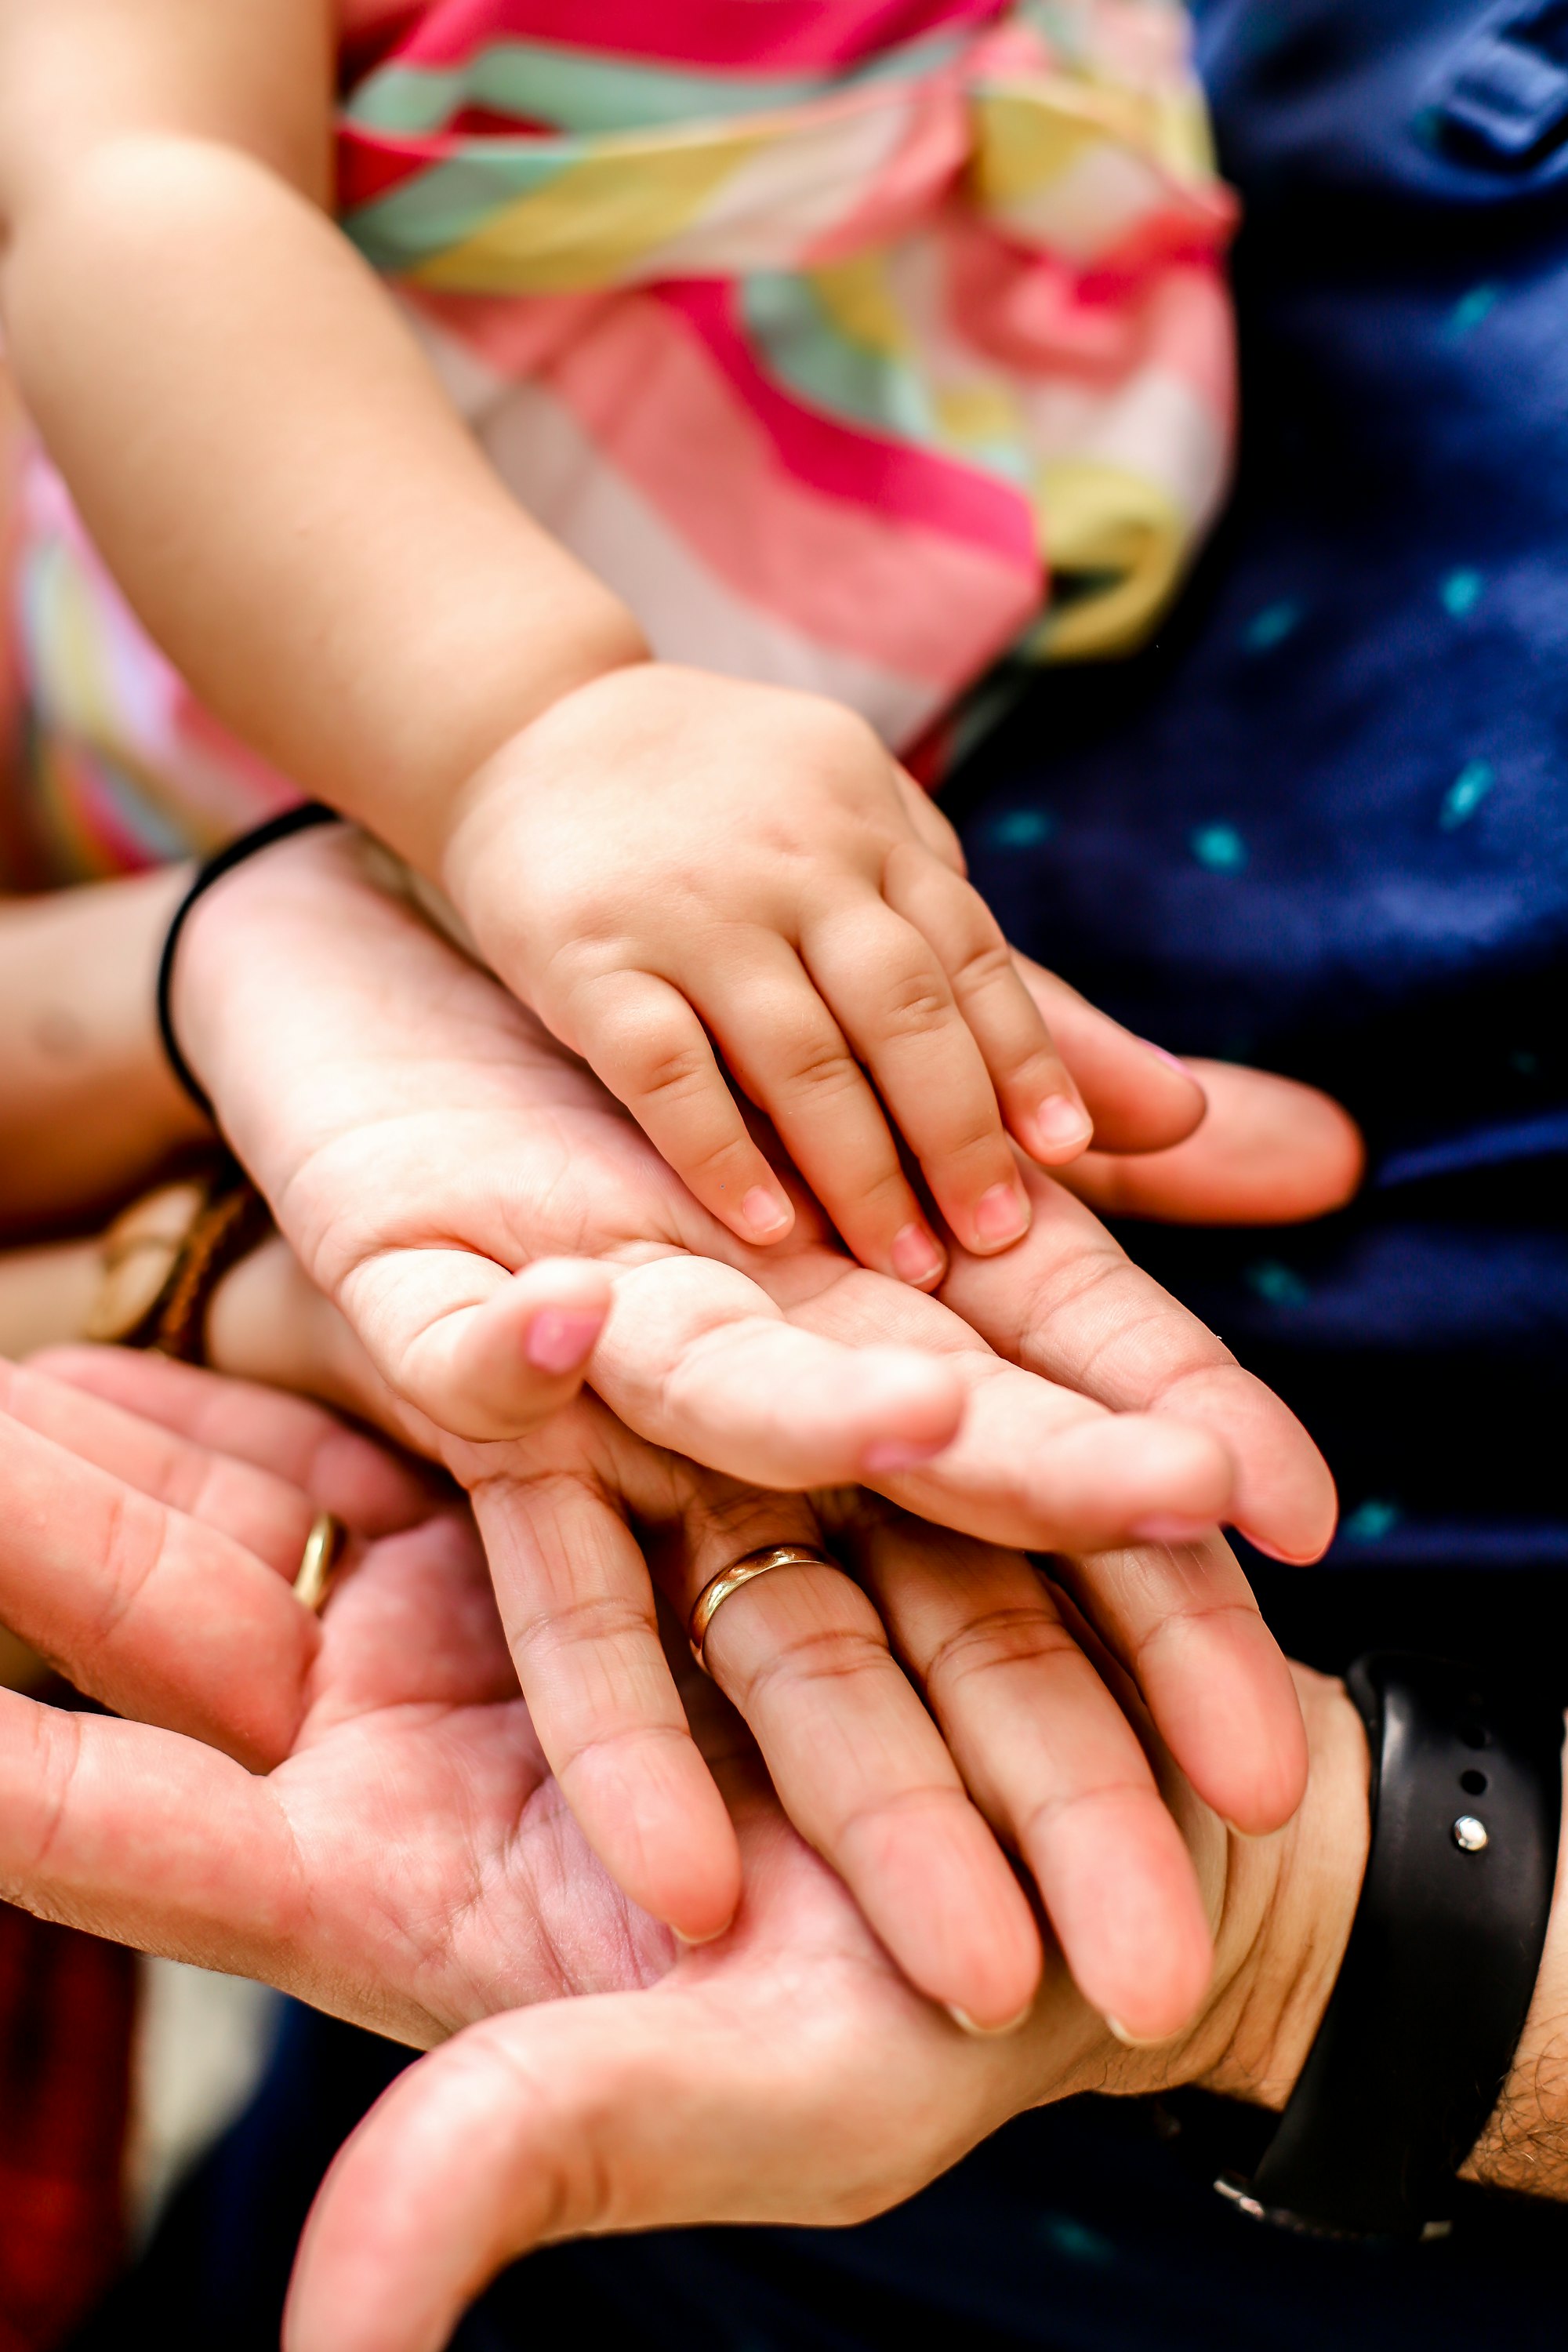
left=0, top=1906, right=135, bottom=2352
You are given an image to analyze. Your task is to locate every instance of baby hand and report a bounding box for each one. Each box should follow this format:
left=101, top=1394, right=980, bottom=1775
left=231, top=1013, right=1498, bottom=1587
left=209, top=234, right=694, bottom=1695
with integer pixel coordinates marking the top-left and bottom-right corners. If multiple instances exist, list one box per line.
left=440, top=666, right=1093, bottom=1285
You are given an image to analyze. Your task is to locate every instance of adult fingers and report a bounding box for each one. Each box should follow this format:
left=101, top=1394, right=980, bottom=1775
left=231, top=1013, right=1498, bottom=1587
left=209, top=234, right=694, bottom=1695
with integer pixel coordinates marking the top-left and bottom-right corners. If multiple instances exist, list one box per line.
left=932, top=1166, right=1338, bottom=1563
left=1048, top=1532, right=1308, bottom=1838
left=30, top=1345, right=434, bottom=1535
left=603, top=1256, right=1232, bottom=1548
left=705, top=936, right=948, bottom=1288
left=0, top=1356, right=316, bottom=1575
left=468, top=1457, right=740, bottom=1942
left=583, top=1256, right=970, bottom=1490
left=658, top=1493, right=1042, bottom=2030
left=882, top=845, right=1094, bottom=1166
left=0, top=1686, right=295, bottom=1972
left=0, top=1406, right=314, bottom=1767
left=335, top=1250, right=615, bottom=1440
left=1053, top=1058, right=1366, bottom=1225
left=800, top=895, right=1036, bottom=1257
left=857, top=1515, right=1212, bottom=2039
left=564, top=967, right=797, bottom=1248
left=1008, top=952, right=1210, bottom=1152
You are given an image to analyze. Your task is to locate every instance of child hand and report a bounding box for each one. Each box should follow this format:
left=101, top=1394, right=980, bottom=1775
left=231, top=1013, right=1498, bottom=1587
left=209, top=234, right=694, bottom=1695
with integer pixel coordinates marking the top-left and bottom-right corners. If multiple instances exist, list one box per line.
left=440, top=666, right=1094, bottom=1286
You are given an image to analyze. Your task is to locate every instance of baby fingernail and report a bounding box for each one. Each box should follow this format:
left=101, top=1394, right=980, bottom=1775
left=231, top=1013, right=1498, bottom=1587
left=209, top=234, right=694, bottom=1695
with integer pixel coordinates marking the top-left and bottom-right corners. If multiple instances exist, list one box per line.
left=947, top=2002, right=1034, bottom=2038
left=1138, top=1037, right=1192, bottom=1075
left=524, top=1309, right=604, bottom=1375
left=1131, top=1513, right=1216, bottom=1544
left=741, top=1187, right=792, bottom=1240
left=891, top=1222, right=946, bottom=1287
left=973, top=1182, right=1030, bottom=1247
left=862, top=1435, right=948, bottom=1475
left=1032, top=1094, right=1092, bottom=1154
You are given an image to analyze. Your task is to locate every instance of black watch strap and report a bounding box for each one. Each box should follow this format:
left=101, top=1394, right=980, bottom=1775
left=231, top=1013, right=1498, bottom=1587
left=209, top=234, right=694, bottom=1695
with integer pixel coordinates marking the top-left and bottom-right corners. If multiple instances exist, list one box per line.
left=1182, top=1653, right=1563, bottom=2239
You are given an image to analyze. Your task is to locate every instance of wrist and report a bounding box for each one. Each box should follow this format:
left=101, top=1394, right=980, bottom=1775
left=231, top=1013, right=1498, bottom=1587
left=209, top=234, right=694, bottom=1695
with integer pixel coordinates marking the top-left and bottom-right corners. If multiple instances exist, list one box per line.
left=1461, top=1716, right=1568, bottom=2197
left=394, top=601, right=649, bottom=887
left=1189, top=1668, right=1370, bottom=2108
left=1103, top=1669, right=1369, bottom=2114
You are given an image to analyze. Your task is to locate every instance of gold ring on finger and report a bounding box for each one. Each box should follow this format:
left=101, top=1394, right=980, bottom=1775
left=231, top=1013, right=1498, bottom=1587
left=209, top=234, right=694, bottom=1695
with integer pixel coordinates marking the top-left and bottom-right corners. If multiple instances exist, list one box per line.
left=293, top=1512, right=346, bottom=1615
left=688, top=1544, right=840, bottom=1674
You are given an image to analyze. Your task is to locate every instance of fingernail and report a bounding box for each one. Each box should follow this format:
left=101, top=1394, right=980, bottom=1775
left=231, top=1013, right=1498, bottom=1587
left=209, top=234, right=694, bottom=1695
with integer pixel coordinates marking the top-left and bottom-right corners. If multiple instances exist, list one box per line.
left=524, top=1309, right=604, bottom=1375
left=947, top=2001, right=1034, bottom=2039
left=1105, top=2014, right=1167, bottom=2049
left=1031, top=1094, right=1093, bottom=1155
left=673, top=1920, right=731, bottom=1948
left=1137, top=1038, right=1192, bottom=1075
left=973, top=1182, right=1029, bottom=1248
left=891, top=1222, right=946, bottom=1287
left=741, top=1187, right=792, bottom=1240
left=862, top=1435, right=949, bottom=1475
left=1130, top=1513, right=1216, bottom=1544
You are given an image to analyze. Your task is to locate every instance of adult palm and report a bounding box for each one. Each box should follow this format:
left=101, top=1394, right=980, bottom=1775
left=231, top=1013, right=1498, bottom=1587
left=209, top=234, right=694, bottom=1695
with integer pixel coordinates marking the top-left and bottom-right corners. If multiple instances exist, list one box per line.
left=151, top=827, right=1349, bottom=2012
left=178, top=826, right=1348, bottom=1562
left=0, top=1356, right=1295, bottom=2352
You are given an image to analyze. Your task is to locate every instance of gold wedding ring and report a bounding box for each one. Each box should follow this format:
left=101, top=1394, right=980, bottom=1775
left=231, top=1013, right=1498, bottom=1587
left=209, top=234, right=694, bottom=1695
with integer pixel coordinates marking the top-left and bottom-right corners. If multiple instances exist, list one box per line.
left=687, top=1543, right=839, bottom=1673
left=293, top=1512, right=346, bottom=1615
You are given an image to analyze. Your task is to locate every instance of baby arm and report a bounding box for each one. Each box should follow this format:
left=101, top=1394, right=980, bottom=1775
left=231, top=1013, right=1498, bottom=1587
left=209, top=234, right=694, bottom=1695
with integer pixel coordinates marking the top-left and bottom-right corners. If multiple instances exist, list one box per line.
left=0, top=1, right=1200, bottom=1278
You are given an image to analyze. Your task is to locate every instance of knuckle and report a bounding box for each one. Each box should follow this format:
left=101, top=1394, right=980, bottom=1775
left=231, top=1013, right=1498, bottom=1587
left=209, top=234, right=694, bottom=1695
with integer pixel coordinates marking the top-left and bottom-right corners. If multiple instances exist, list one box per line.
left=774, top=1039, right=866, bottom=1105
left=946, top=938, right=1016, bottom=1000
left=923, top=1606, right=1078, bottom=1696
left=625, top=1035, right=716, bottom=1107
left=721, top=1613, right=889, bottom=1711
left=874, top=971, right=956, bottom=1039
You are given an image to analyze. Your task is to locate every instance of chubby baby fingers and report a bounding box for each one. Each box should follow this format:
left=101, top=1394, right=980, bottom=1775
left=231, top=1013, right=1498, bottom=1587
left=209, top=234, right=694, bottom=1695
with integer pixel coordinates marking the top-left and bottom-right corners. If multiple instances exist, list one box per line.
left=564, top=968, right=798, bottom=1246
left=797, top=898, right=1037, bottom=1258
left=881, top=848, right=1093, bottom=1167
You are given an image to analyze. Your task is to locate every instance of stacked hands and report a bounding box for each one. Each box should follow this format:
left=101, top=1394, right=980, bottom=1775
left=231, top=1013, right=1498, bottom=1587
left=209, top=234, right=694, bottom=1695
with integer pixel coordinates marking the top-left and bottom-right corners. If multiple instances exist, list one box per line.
left=0, top=811, right=1363, bottom=2345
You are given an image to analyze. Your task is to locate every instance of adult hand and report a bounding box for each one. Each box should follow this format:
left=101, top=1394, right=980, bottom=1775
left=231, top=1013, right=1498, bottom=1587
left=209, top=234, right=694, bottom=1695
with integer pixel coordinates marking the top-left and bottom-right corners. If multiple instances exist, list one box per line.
left=34, top=1341, right=1214, bottom=2038
left=0, top=1356, right=1372, bottom=2352
left=175, top=827, right=1338, bottom=1563
left=169, top=832, right=1327, bottom=1868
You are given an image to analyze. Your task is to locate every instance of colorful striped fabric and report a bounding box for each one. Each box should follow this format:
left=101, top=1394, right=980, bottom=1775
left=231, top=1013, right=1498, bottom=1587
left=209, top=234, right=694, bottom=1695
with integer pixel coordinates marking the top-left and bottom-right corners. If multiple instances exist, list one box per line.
left=7, top=0, right=1236, bottom=878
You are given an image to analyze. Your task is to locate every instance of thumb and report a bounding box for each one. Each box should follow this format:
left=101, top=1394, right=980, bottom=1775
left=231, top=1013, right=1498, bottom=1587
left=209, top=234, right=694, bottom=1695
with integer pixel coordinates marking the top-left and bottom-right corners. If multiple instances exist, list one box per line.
left=1054, top=1058, right=1364, bottom=1226
left=283, top=1987, right=892, bottom=2352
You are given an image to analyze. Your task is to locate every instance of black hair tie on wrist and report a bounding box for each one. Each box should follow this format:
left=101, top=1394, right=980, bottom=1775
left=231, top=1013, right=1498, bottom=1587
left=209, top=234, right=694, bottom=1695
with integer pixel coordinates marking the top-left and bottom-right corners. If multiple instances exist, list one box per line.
left=1166, top=1652, right=1563, bottom=2239
left=155, top=802, right=343, bottom=1119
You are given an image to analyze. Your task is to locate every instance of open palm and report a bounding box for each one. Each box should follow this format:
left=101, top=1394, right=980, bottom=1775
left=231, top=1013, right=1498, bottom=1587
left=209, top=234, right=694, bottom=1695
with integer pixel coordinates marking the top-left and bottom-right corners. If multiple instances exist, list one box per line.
left=0, top=1356, right=1229, bottom=2352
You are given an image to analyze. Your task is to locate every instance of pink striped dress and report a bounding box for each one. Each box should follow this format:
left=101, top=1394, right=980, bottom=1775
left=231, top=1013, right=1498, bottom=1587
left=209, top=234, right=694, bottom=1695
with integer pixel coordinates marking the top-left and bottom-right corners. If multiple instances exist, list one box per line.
left=7, top=0, right=1236, bottom=879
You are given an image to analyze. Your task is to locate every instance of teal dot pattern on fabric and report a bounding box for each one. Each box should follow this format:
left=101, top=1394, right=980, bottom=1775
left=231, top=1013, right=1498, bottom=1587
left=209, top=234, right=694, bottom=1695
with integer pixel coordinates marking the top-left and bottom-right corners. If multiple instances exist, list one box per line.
left=1446, top=281, right=1499, bottom=338
left=1439, top=759, right=1495, bottom=829
left=1034, top=2214, right=1116, bottom=2267
left=1441, top=568, right=1483, bottom=616
left=1246, top=1259, right=1311, bottom=1308
left=1342, top=1499, right=1403, bottom=1543
left=1189, top=822, right=1248, bottom=873
left=985, top=807, right=1055, bottom=849
left=1242, top=597, right=1301, bottom=652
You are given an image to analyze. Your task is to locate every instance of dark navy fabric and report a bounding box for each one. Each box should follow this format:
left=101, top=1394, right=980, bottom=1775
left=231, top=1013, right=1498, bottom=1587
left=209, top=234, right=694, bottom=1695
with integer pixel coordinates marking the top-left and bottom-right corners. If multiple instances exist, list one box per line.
left=85, top=6, right=1568, bottom=2347
left=951, top=0, right=1568, bottom=1581
left=75, top=1999, right=1568, bottom=2352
